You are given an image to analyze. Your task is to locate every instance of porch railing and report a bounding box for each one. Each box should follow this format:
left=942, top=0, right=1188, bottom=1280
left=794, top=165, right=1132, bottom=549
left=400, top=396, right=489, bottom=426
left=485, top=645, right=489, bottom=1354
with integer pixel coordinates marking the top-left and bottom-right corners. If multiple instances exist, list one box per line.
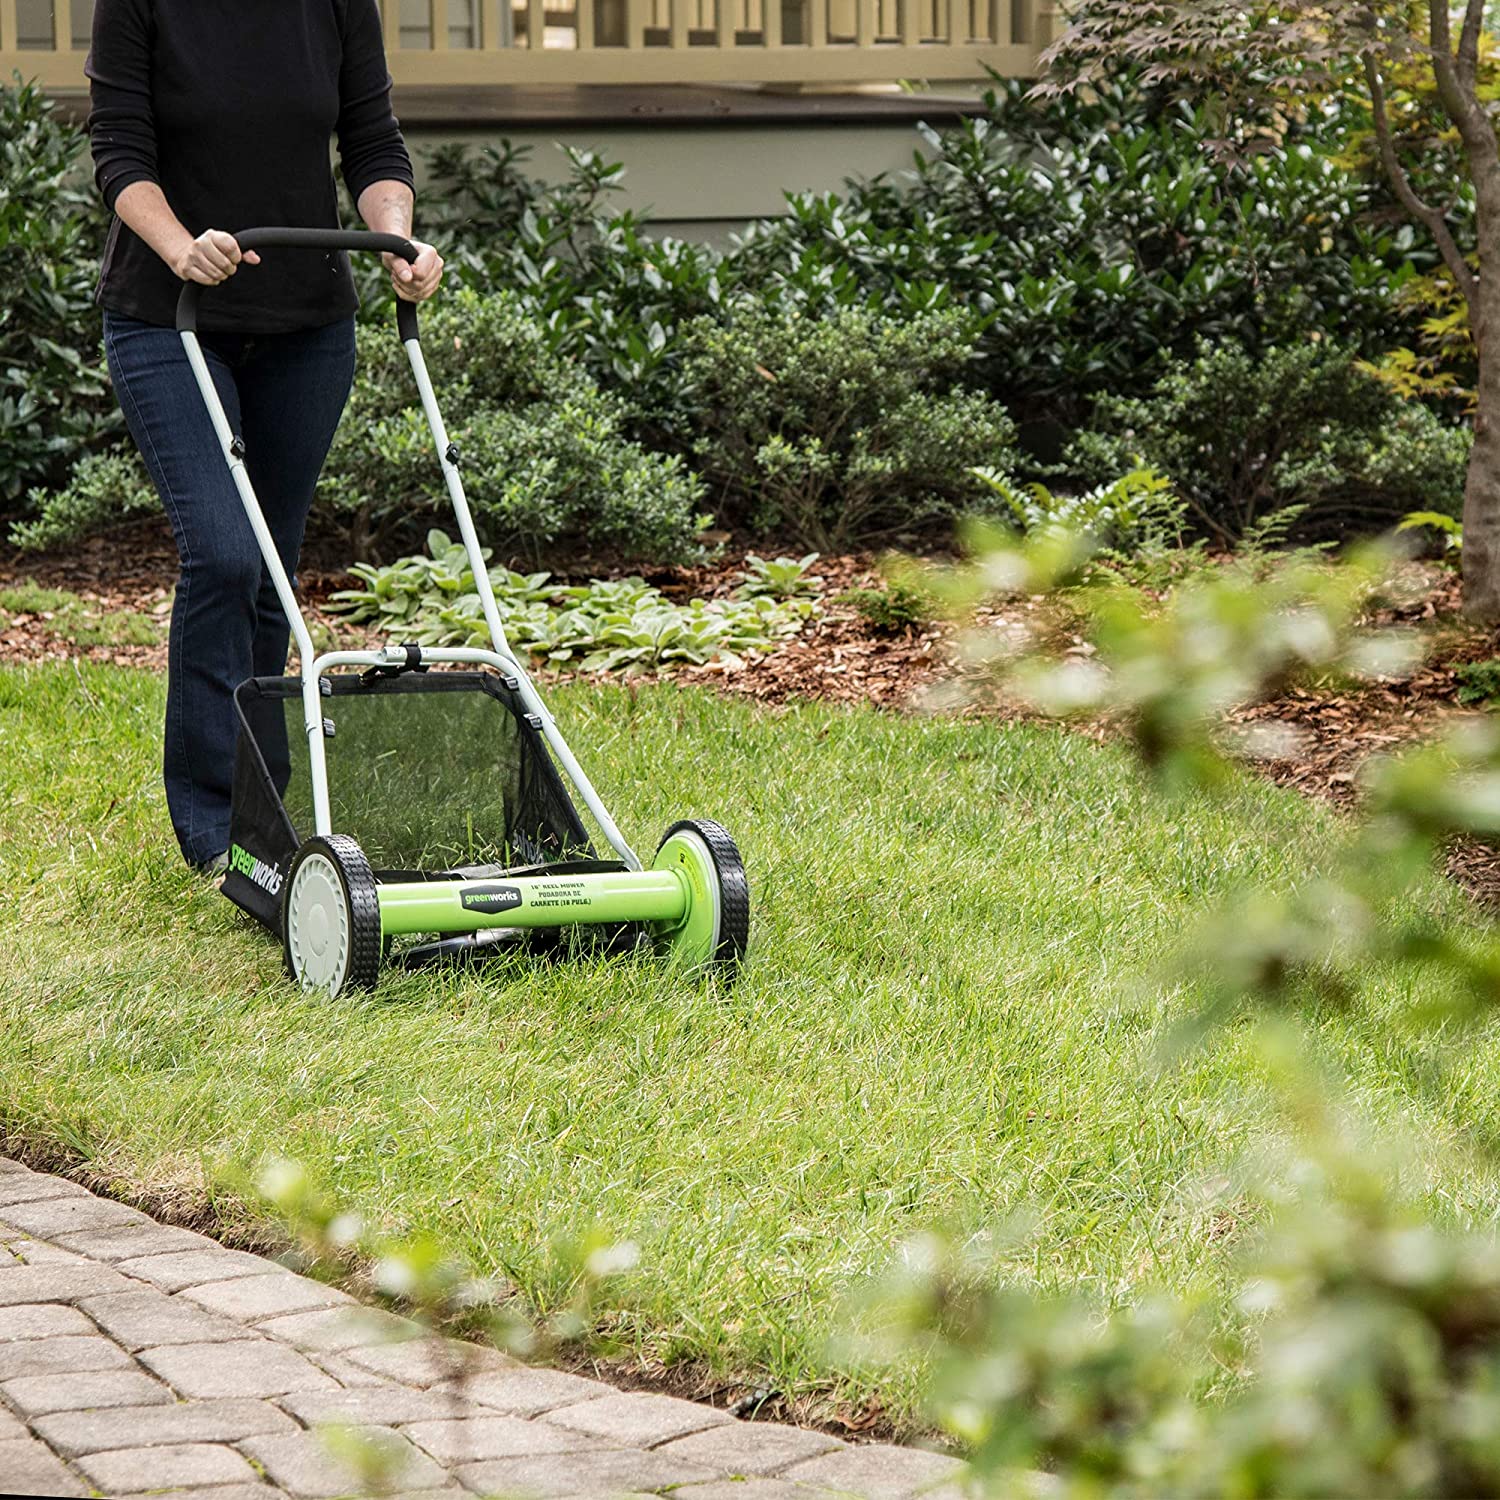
left=2, top=0, right=1050, bottom=90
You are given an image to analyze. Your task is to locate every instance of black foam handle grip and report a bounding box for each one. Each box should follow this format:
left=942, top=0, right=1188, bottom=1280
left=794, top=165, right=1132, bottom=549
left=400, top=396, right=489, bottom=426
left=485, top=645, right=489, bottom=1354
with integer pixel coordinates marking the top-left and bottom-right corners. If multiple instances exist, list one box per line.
left=175, top=228, right=422, bottom=338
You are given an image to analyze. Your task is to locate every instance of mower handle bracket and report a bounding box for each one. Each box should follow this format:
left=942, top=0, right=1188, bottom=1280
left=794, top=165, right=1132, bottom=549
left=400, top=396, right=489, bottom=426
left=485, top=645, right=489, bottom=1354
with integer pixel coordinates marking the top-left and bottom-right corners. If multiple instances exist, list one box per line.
left=359, top=642, right=429, bottom=688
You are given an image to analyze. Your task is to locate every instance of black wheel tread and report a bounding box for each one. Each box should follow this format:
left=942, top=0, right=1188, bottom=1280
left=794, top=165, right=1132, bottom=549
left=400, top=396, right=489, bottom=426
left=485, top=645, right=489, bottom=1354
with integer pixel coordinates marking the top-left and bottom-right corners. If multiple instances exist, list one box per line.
left=281, top=834, right=383, bottom=994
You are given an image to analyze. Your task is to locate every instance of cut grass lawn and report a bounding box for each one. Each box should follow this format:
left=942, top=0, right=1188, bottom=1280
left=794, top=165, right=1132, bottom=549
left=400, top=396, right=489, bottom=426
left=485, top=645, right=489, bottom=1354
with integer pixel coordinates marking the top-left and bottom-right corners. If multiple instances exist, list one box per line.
left=2, top=660, right=1499, bottom=1428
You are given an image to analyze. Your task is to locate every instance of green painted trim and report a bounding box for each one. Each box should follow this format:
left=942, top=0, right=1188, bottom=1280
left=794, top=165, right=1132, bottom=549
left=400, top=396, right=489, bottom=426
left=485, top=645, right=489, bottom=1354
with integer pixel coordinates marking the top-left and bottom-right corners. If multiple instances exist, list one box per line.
left=649, top=828, right=719, bottom=966
left=377, top=869, right=688, bottom=937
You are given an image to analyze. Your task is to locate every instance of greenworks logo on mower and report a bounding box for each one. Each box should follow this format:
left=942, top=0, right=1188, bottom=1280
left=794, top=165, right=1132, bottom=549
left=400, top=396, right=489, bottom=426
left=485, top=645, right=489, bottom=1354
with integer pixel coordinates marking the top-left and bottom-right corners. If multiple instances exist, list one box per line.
left=229, top=844, right=284, bottom=897
left=460, top=884, right=523, bottom=914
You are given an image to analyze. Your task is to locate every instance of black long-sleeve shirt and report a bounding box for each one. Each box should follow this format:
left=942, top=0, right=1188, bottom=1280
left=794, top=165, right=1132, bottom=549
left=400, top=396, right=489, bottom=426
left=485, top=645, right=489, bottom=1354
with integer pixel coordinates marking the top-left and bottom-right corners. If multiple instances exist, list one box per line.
left=87, top=0, right=414, bottom=332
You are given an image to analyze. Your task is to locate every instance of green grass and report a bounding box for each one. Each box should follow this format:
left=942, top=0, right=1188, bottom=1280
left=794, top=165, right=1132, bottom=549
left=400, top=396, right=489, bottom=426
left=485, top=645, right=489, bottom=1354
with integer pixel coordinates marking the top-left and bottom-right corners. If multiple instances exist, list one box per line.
left=3, top=661, right=1499, bottom=1426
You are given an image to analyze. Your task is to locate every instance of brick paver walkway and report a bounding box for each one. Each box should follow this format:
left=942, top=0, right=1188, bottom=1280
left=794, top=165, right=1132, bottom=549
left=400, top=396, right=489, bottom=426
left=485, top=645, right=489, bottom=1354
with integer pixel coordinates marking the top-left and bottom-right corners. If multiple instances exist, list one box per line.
left=0, top=1159, right=966, bottom=1499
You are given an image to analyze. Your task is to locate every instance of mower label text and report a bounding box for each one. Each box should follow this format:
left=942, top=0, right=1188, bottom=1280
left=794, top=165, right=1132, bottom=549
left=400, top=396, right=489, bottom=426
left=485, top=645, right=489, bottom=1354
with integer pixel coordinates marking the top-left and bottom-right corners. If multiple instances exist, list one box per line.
left=461, top=884, right=524, bottom=915
left=529, top=880, right=592, bottom=910
left=229, top=843, right=283, bottom=897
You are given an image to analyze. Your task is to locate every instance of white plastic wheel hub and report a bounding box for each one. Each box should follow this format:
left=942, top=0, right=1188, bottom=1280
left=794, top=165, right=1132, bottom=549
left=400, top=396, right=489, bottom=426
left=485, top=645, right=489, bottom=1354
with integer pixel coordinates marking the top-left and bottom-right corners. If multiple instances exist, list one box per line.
left=285, top=853, right=350, bottom=994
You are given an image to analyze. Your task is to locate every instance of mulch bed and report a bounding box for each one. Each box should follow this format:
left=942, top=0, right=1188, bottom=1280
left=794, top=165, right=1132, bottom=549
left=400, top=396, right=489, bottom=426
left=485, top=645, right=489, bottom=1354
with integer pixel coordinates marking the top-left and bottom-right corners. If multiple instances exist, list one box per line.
left=6, top=521, right=1500, bottom=899
left=0, top=526, right=178, bottom=670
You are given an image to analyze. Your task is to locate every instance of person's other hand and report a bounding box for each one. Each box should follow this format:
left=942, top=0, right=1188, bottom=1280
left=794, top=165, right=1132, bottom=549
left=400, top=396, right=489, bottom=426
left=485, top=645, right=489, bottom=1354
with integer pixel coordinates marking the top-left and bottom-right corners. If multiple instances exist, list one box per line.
left=173, top=229, right=260, bottom=284
left=384, top=240, right=444, bottom=302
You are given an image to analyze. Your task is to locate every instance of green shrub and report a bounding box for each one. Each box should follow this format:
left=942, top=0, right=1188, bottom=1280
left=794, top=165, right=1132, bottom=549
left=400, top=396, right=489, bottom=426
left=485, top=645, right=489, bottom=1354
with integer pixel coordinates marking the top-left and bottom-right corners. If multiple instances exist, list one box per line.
left=409, top=143, right=724, bottom=428
left=883, top=533, right=1500, bottom=1497
left=12, top=443, right=158, bottom=552
left=841, top=581, right=935, bottom=634
left=1454, top=659, right=1500, bottom=706
left=418, top=139, right=546, bottom=258
left=674, top=306, right=1016, bottom=551
left=335, top=288, right=707, bottom=563
left=420, top=78, right=1430, bottom=442
left=25, top=289, right=710, bottom=564
left=732, top=76, right=1432, bottom=429
left=0, top=78, right=119, bottom=516
left=1068, top=342, right=1471, bottom=543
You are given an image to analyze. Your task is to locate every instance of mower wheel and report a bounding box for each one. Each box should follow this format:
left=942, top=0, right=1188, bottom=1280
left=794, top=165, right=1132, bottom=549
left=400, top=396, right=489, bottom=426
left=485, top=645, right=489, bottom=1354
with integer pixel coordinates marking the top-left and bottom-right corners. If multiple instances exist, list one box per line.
left=651, top=819, right=750, bottom=978
left=282, top=834, right=383, bottom=997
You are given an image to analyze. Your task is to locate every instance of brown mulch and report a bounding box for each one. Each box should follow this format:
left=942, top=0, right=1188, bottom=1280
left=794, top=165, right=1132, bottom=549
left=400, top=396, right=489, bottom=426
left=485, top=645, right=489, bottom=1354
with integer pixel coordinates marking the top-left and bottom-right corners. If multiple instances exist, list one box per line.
left=1231, top=562, right=1480, bottom=806
left=695, top=608, right=944, bottom=710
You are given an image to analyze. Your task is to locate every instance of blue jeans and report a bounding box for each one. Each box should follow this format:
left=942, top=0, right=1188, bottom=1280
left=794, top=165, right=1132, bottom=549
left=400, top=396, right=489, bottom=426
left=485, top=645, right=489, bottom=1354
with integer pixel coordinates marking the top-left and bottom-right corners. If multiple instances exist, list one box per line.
left=105, top=313, right=356, bottom=868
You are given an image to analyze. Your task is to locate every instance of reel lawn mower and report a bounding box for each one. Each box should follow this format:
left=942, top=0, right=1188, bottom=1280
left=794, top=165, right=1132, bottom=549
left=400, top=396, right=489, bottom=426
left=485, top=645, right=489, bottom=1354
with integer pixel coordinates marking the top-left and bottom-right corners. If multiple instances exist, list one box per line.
left=177, top=229, right=749, bottom=996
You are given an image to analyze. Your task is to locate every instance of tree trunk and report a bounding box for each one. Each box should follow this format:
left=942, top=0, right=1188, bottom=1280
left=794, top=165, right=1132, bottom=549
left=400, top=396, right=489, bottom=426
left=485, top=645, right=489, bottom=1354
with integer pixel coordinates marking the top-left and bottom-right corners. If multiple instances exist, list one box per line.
left=350, top=502, right=374, bottom=565
left=1429, top=1, right=1500, bottom=620
left=1459, top=164, right=1500, bottom=619
left=1462, top=248, right=1500, bottom=620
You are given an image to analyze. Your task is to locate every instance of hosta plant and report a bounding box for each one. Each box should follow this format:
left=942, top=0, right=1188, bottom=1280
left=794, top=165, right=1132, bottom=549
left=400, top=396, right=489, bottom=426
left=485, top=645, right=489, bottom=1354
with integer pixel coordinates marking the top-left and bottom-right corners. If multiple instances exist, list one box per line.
left=329, top=531, right=818, bottom=675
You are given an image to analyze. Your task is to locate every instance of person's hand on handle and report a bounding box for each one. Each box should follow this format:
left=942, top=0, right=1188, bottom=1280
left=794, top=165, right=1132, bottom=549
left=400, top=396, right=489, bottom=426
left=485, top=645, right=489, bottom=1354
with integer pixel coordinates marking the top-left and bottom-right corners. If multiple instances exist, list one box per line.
left=383, top=239, right=443, bottom=302
left=172, top=229, right=261, bottom=285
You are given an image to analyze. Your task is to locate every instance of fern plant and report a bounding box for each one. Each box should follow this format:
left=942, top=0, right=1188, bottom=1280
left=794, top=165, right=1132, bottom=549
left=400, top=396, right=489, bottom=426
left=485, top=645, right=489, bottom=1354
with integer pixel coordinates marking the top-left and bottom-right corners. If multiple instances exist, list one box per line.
left=972, top=466, right=1182, bottom=552
left=1397, top=510, right=1463, bottom=555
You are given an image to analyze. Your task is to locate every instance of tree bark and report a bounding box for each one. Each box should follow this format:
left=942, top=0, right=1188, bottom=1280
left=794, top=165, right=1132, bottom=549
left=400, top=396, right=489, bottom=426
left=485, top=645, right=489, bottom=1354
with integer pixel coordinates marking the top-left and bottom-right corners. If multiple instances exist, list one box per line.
left=1426, top=1, right=1500, bottom=619
left=1462, top=211, right=1500, bottom=619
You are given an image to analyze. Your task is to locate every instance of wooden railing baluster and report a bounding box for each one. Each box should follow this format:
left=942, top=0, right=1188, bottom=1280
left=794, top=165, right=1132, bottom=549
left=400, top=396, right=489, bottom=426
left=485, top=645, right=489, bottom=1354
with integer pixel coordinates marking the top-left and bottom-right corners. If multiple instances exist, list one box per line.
left=0, top=0, right=1044, bottom=86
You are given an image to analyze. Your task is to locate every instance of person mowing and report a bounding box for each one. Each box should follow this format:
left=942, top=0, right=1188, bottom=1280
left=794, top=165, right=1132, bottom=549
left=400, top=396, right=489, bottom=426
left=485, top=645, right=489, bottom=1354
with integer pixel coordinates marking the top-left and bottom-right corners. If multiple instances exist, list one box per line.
left=87, top=0, right=443, bottom=874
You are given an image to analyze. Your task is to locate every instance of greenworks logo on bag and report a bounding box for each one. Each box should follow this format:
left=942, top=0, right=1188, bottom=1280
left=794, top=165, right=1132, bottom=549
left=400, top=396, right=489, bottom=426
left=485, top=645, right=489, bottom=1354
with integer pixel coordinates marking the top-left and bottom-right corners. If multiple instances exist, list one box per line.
left=229, top=843, right=283, bottom=897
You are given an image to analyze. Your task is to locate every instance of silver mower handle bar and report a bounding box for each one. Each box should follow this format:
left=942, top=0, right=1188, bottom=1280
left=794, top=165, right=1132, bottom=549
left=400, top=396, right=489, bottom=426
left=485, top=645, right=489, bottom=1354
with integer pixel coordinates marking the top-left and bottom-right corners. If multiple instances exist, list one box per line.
left=175, top=227, right=422, bottom=342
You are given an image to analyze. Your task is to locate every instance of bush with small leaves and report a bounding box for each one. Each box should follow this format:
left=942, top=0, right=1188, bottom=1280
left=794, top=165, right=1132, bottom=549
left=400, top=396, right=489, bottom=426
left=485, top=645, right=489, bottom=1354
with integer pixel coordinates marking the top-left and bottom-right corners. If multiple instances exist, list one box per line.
left=0, top=78, right=119, bottom=518
left=731, top=75, right=1435, bottom=431
left=23, top=289, right=712, bottom=564
left=12, top=444, right=159, bottom=552
left=841, top=581, right=936, bottom=635
left=1068, top=342, right=1470, bottom=544
left=1454, top=659, right=1500, bottom=706
left=872, top=526, right=1500, bottom=1496
left=675, top=305, right=1017, bottom=552
left=334, top=289, right=708, bottom=564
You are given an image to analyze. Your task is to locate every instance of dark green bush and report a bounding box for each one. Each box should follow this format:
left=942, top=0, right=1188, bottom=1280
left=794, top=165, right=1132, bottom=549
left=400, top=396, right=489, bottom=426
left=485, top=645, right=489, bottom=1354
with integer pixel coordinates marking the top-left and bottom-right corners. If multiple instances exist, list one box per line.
left=405, top=144, right=724, bottom=430
left=414, top=79, right=1431, bottom=472
left=0, top=77, right=118, bottom=516
left=25, top=289, right=709, bottom=564
left=1068, top=342, right=1471, bottom=543
left=7, top=70, right=1457, bottom=558
left=673, top=306, right=1016, bottom=552
left=333, top=287, right=707, bottom=562
left=730, top=77, right=1431, bottom=429
left=11, top=443, right=157, bottom=552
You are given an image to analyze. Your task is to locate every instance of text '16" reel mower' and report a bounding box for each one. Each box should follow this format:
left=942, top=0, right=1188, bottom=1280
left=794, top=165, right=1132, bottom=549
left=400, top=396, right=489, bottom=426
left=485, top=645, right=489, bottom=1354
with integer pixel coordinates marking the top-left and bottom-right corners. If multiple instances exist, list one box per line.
left=178, top=230, right=750, bottom=995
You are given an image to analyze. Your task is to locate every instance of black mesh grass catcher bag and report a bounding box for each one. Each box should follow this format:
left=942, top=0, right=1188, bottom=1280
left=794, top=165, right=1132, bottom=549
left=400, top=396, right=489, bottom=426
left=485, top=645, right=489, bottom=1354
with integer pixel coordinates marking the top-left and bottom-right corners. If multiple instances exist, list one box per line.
left=222, top=670, right=601, bottom=929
